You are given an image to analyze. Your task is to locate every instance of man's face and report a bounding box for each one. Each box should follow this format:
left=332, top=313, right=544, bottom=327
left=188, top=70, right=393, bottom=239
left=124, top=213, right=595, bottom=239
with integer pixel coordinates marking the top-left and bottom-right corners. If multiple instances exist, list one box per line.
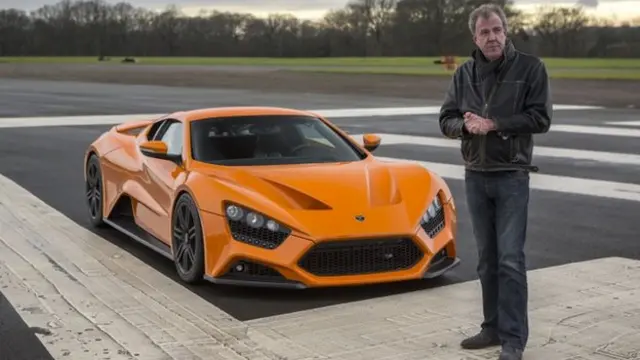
left=473, top=12, right=506, bottom=61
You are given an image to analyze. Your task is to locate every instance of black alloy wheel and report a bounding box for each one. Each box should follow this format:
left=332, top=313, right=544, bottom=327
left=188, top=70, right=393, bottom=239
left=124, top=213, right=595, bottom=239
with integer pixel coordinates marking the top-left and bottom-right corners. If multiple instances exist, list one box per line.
left=86, top=155, right=105, bottom=227
left=171, top=193, right=205, bottom=283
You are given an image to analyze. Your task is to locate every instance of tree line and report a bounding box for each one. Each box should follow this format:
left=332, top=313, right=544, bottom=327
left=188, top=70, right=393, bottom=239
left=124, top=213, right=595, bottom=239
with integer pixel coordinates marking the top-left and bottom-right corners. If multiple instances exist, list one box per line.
left=1, top=0, right=639, bottom=58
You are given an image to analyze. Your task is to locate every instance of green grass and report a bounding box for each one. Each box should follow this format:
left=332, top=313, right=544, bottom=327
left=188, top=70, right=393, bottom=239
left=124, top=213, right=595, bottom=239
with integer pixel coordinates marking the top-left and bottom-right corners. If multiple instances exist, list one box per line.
left=2, top=56, right=640, bottom=80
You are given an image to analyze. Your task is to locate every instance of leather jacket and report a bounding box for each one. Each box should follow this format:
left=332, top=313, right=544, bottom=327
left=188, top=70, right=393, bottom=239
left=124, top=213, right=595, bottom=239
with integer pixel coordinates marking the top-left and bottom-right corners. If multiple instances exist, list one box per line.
left=439, top=40, right=552, bottom=173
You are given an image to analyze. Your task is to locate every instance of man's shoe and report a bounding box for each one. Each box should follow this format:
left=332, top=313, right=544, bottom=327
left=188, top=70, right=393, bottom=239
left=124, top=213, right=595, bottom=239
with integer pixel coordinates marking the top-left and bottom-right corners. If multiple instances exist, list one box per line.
left=460, top=329, right=500, bottom=349
left=498, top=346, right=523, bottom=360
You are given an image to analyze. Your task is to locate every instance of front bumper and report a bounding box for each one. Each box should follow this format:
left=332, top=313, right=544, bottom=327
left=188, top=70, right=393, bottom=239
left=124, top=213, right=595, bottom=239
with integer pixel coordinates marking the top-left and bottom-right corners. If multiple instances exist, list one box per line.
left=201, top=199, right=460, bottom=289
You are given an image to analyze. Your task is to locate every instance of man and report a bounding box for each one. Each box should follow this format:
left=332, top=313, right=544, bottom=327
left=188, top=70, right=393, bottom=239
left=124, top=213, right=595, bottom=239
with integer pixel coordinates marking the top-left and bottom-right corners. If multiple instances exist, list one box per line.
left=438, top=3, right=552, bottom=360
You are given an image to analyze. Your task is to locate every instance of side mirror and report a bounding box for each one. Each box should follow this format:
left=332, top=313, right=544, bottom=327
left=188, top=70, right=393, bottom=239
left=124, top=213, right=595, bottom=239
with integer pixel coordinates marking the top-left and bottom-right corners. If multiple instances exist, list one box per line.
left=140, top=140, right=181, bottom=164
left=362, top=134, right=381, bottom=152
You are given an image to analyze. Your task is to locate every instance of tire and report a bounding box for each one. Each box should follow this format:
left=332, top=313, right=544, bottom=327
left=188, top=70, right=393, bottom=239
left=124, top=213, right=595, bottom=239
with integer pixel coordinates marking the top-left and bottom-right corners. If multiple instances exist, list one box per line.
left=85, top=154, right=106, bottom=227
left=171, top=193, right=205, bottom=284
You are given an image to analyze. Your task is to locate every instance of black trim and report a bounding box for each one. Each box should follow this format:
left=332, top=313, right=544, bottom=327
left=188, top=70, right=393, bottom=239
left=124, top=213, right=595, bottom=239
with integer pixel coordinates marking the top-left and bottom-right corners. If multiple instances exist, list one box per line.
left=105, top=196, right=173, bottom=260
left=422, top=247, right=461, bottom=279
left=204, top=275, right=306, bottom=289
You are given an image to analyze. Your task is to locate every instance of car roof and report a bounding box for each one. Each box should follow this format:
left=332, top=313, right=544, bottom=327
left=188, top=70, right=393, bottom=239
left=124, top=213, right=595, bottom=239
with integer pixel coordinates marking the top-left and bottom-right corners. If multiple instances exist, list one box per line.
left=166, top=106, right=320, bottom=123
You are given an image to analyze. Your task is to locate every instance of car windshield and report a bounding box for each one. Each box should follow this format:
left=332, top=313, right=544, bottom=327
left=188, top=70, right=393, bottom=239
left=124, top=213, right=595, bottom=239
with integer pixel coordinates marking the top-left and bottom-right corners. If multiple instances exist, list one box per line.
left=189, top=114, right=367, bottom=166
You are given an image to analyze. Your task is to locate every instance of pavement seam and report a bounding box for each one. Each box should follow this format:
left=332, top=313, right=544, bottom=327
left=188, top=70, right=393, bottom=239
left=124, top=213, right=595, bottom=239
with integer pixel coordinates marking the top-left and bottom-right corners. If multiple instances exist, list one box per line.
left=0, top=174, right=293, bottom=359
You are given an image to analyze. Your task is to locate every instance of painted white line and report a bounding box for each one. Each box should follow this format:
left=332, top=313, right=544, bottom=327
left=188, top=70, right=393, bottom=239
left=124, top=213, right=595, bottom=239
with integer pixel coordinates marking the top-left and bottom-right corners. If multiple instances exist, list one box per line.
left=410, top=120, right=640, bottom=138
left=0, top=129, right=638, bottom=360
left=0, top=113, right=163, bottom=128
left=606, top=120, right=640, bottom=127
left=0, top=104, right=601, bottom=128
left=376, top=157, right=640, bottom=202
left=247, top=256, right=640, bottom=360
left=310, top=104, right=599, bottom=118
left=352, top=133, right=640, bottom=166
left=0, top=174, right=285, bottom=360
left=552, top=124, right=640, bottom=138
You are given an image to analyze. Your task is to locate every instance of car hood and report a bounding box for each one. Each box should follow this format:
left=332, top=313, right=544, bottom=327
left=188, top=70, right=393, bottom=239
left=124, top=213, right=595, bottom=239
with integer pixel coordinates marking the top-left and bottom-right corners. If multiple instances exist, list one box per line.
left=196, top=159, right=435, bottom=241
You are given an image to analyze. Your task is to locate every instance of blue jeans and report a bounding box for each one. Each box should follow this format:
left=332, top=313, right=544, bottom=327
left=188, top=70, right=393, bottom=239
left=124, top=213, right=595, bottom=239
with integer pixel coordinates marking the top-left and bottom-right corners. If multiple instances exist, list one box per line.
left=464, top=169, right=530, bottom=350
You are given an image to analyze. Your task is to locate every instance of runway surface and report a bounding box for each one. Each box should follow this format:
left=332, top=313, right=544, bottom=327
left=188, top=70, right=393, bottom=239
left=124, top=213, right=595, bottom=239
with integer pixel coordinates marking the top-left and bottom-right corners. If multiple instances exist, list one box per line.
left=1, top=79, right=639, bottom=359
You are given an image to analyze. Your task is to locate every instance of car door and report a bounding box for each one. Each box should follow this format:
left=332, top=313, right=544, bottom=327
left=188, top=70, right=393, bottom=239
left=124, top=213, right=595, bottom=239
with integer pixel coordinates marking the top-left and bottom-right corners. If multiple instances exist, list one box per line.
left=139, top=118, right=186, bottom=243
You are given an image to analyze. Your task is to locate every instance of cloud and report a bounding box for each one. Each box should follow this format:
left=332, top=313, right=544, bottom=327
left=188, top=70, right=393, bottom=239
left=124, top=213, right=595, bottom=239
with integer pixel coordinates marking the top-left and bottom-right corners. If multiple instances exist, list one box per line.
left=2, top=0, right=348, bottom=12
left=576, top=0, right=599, bottom=6
left=3, top=0, right=638, bottom=14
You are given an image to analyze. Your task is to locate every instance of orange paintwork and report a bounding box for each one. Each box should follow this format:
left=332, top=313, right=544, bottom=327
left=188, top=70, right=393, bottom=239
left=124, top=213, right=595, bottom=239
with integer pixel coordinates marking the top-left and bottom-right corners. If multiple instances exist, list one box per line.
left=84, top=106, right=459, bottom=288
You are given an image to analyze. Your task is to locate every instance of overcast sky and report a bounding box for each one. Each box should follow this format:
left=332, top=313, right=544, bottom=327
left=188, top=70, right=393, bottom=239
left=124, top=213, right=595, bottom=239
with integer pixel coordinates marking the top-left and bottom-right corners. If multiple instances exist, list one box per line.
left=3, top=0, right=639, bottom=20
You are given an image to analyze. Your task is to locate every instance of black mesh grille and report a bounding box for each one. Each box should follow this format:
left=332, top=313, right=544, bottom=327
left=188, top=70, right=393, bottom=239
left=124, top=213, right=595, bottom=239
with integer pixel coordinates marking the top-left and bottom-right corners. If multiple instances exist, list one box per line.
left=228, top=220, right=290, bottom=249
left=298, top=237, right=424, bottom=276
left=421, top=205, right=445, bottom=238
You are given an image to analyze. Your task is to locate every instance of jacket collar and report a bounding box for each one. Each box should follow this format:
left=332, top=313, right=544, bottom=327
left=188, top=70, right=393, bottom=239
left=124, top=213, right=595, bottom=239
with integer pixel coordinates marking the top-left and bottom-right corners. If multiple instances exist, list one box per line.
left=472, top=39, right=516, bottom=78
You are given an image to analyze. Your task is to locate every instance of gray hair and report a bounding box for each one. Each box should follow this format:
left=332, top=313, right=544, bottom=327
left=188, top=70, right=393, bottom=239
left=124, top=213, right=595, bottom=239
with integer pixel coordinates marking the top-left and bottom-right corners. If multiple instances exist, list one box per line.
left=468, top=3, right=509, bottom=35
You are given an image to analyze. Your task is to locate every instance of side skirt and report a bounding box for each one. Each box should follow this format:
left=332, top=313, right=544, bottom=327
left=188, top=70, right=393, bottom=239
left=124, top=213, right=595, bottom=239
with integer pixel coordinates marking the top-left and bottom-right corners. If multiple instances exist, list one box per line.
left=105, top=195, right=173, bottom=261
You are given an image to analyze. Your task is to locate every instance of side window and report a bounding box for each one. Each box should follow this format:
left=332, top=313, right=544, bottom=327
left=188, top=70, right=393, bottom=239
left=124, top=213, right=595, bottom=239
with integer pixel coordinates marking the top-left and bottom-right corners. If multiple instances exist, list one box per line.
left=159, top=121, right=183, bottom=156
left=147, top=120, right=166, bottom=140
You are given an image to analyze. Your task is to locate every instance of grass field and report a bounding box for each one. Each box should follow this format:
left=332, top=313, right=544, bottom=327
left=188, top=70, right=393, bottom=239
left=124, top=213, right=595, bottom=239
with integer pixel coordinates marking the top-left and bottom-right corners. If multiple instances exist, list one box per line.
left=2, top=56, right=640, bottom=80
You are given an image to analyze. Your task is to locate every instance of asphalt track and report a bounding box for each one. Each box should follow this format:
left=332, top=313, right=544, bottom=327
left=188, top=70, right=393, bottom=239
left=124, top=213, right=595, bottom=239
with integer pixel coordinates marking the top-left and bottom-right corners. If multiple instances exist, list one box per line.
left=1, top=79, right=640, bottom=359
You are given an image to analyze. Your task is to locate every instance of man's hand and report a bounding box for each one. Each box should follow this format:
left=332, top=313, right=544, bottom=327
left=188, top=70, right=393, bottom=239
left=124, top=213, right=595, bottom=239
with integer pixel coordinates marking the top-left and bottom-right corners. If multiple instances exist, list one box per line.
left=464, top=112, right=496, bottom=135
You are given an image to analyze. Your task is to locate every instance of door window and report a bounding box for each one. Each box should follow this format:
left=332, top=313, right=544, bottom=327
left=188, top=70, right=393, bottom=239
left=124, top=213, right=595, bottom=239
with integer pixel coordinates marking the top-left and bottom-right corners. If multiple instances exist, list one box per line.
left=158, top=120, right=183, bottom=156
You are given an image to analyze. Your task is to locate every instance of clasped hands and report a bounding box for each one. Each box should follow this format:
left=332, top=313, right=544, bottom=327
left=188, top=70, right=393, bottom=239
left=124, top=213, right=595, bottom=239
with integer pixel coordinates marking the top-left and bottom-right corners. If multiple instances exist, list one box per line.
left=464, top=112, right=496, bottom=135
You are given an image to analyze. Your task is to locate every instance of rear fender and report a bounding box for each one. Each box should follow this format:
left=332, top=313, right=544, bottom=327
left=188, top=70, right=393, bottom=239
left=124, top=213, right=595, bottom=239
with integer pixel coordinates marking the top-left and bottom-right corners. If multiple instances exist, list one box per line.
left=115, top=119, right=154, bottom=135
left=84, top=124, right=146, bottom=180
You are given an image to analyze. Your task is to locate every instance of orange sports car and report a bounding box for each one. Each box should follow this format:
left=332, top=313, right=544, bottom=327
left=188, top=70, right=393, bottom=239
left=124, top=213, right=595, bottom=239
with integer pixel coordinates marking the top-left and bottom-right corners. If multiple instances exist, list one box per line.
left=84, top=106, right=460, bottom=289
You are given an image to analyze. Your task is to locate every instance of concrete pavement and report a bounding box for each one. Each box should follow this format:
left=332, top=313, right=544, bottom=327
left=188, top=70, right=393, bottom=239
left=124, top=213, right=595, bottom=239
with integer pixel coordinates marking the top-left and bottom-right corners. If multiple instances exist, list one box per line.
left=1, top=167, right=639, bottom=359
left=1, top=79, right=639, bottom=359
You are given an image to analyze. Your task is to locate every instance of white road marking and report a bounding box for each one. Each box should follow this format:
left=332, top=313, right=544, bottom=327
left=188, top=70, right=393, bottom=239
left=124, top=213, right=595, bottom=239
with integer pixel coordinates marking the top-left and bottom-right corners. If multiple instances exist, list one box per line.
left=309, top=104, right=599, bottom=117
left=247, top=256, right=640, bottom=360
left=606, top=120, right=640, bottom=127
left=2, top=175, right=640, bottom=360
left=0, top=113, right=162, bottom=128
left=1, top=106, right=640, bottom=359
left=551, top=124, right=640, bottom=138
left=410, top=119, right=640, bottom=138
left=0, top=174, right=284, bottom=360
left=351, top=133, right=640, bottom=166
left=375, top=157, right=640, bottom=202
left=0, top=104, right=601, bottom=128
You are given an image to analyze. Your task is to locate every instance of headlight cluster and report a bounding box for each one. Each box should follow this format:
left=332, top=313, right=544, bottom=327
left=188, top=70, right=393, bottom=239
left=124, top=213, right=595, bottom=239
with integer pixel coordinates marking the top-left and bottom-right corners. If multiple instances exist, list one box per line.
left=224, top=202, right=291, bottom=249
left=420, top=195, right=445, bottom=238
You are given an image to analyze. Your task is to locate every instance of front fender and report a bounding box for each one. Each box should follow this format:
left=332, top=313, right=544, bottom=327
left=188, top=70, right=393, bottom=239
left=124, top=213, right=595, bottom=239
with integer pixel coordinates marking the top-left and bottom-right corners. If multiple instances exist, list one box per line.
left=179, top=172, right=314, bottom=238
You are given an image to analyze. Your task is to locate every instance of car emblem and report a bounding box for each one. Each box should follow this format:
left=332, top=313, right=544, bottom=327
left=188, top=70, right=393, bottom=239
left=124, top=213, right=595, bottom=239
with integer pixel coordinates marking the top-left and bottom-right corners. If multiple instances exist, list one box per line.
left=355, top=215, right=365, bottom=222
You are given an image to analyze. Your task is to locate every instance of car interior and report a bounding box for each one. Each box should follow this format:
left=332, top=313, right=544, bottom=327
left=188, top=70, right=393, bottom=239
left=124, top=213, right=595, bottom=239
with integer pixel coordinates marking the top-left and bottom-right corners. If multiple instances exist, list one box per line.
left=190, top=119, right=343, bottom=163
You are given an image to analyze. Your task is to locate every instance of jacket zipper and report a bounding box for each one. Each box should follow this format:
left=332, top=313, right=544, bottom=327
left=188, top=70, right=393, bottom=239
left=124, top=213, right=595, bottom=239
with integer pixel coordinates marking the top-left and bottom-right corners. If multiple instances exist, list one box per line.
left=477, top=58, right=512, bottom=170
left=480, top=85, right=498, bottom=168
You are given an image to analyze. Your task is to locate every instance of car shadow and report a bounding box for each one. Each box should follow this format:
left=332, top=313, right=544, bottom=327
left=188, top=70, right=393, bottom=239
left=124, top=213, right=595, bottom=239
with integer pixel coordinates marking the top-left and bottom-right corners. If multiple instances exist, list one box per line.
left=89, top=226, right=464, bottom=321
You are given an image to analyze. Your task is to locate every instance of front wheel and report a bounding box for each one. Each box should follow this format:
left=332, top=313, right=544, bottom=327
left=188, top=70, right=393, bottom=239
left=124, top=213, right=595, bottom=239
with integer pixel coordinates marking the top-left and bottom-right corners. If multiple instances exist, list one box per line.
left=171, top=193, right=205, bottom=284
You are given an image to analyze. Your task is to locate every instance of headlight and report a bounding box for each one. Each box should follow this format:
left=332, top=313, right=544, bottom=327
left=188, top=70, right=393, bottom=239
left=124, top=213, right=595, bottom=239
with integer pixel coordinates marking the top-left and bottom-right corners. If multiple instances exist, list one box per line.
left=420, top=196, right=442, bottom=224
left=223, top=202, right=291, bottom=249
left=420, top=195, right=445, bottom=238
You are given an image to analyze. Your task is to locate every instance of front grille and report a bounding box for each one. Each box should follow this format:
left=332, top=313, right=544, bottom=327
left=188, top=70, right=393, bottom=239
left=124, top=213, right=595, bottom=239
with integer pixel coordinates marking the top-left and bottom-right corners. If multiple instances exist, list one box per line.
left=298, top=237, right=424, bottom=276
left=228, top=220, right=290, bottom=249
left=421, top=205, right=445, bottom=238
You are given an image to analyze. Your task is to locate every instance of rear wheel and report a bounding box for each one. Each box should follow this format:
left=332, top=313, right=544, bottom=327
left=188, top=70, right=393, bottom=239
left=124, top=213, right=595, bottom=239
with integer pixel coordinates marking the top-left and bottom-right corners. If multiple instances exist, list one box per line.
left=85, top=154, right=105, bottom=227
left=171, top=193, right=205, bottom=284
